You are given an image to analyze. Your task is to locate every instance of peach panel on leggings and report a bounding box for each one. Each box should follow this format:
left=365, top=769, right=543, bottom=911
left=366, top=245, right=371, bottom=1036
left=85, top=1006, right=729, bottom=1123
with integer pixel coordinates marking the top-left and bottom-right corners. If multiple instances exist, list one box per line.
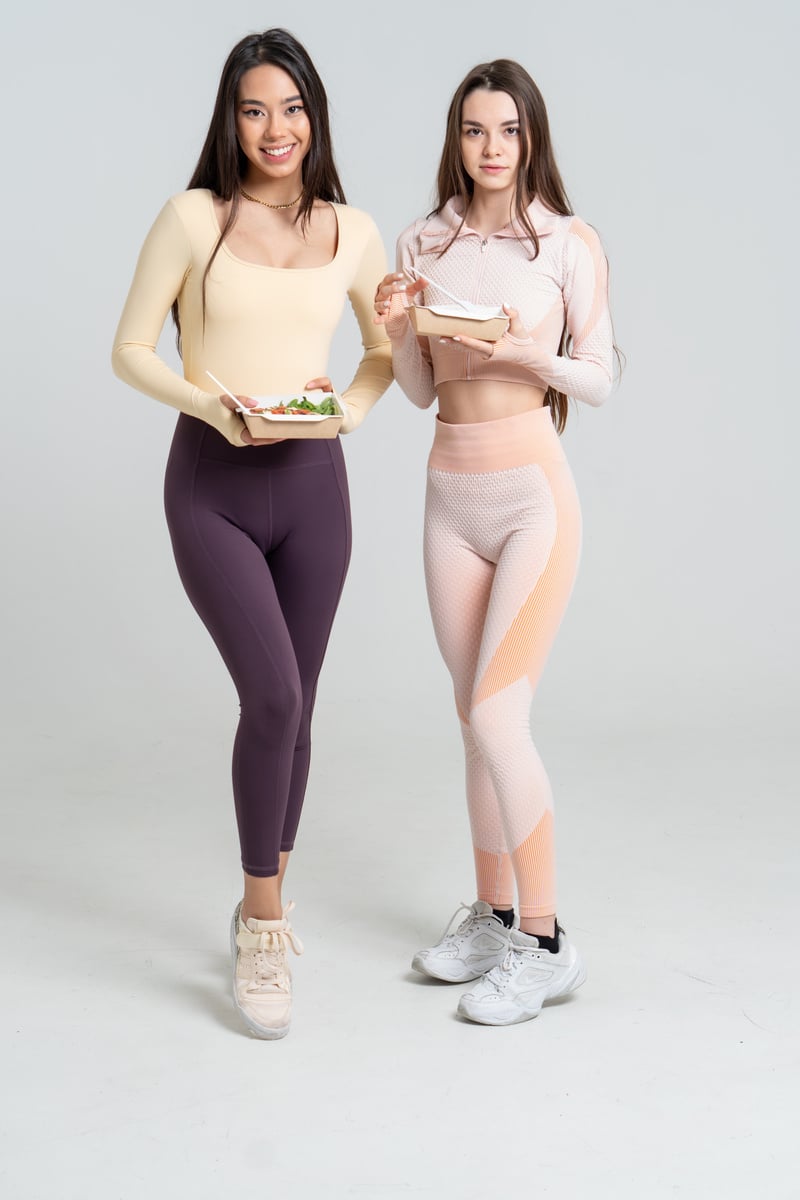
left=471, top=456, right=581, bottom=711
left=473, top=847, right=515, bottom=911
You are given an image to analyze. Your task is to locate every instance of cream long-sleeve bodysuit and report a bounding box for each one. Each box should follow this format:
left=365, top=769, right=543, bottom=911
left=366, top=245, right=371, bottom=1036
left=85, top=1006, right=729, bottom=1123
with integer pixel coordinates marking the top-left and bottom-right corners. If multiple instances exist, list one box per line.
left=112, top=189, right=392, bottom=442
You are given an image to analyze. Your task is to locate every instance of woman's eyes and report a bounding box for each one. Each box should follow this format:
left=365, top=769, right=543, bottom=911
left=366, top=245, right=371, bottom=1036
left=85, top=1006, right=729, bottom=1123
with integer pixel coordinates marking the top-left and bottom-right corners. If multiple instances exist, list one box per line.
left=463, top=127, right=520, bottom=137
left=240, top=105, right=305, bottom=118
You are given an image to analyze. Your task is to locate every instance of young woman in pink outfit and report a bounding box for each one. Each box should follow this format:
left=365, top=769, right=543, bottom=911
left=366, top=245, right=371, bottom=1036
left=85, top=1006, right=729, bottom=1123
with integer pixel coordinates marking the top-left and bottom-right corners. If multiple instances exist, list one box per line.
left=374, top=59, right=616, bottom=1025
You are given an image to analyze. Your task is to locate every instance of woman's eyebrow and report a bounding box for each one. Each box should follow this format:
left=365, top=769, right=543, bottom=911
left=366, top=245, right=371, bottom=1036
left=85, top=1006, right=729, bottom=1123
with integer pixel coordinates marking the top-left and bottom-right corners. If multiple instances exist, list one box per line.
left=238, top=94, right=303, bottom=105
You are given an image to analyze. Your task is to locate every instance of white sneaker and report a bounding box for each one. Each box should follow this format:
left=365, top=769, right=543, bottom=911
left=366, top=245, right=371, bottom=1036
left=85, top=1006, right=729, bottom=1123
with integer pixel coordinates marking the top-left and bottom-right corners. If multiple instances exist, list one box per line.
left=230, top=900, right=303, bottom=1039
left=457, top=927, right=585, bottom=1025
left=412, top=900, right=512, bottom=983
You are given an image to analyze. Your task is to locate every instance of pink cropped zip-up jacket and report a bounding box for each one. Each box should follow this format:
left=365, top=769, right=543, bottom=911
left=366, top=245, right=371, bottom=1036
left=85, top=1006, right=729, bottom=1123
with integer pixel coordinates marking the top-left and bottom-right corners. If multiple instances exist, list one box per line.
left=387, top=196, right=614, bottom=409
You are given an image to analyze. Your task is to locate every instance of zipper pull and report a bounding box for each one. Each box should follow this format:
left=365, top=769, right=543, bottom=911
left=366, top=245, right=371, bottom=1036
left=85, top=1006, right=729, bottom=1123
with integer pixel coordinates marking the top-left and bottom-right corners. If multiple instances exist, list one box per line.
left=480, top=239, right=488, bottom=252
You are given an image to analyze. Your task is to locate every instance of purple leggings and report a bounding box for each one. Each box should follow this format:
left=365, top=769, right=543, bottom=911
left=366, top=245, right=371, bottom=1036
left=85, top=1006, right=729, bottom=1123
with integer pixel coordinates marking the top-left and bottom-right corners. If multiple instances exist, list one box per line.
left=164, top=415, right=351, bottom=876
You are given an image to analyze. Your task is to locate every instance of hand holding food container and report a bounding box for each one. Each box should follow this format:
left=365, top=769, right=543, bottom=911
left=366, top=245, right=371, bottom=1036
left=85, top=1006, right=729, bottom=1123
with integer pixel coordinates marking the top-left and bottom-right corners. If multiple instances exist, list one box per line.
left=207, top=371, right=346, bottom=441
left=373, top=266, right=529, bottom=356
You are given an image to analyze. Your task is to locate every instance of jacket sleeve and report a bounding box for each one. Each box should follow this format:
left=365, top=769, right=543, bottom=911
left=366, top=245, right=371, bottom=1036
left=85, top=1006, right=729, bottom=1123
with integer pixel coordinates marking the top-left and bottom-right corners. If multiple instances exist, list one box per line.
left=111, top=198, right=246, bottom=445
left=385, top=221, right=436, bottom=410
left=490, top=218, right=614, bottom=406
left=338, top=214, right=394, bottom=433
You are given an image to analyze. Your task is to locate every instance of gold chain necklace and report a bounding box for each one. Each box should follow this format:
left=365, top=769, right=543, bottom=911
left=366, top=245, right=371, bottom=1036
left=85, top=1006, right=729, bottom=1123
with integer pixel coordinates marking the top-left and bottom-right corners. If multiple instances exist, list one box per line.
left=240, top=187, right=303, bottom=210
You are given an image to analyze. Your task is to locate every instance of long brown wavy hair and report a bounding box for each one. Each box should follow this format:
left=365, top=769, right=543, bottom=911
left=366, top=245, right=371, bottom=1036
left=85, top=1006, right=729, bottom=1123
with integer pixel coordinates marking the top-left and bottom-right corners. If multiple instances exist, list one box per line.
left=172, top=28, right=345, bottom=344
left=433, top=59, right=603, bottom=433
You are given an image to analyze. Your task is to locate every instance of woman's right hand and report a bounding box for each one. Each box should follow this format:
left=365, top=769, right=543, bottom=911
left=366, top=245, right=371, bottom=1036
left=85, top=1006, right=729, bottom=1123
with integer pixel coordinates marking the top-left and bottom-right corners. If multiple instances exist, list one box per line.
left=219, top=394, right=285, bottom=446
left=373, top=271, right=427, bottom=325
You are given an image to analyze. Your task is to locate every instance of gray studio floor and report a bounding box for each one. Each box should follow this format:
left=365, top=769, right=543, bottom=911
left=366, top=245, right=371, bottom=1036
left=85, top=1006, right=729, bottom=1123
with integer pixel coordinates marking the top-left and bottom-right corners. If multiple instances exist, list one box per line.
left=2, top=716, right=797, bottom=1199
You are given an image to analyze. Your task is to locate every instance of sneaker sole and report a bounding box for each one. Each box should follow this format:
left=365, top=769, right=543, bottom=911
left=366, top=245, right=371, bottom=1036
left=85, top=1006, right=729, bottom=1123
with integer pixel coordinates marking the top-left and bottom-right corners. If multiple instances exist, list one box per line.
left=230, top=908, right=291, bottom=1040
left=411, top=951, right=501, bottom=983
left=457, top=959, right=587, bottom=1026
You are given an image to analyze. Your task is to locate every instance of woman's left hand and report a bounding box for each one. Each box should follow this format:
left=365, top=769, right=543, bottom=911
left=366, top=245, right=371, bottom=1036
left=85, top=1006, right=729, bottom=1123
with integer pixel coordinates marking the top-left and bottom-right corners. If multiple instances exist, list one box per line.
left=439, top=304, right=528, bottom=359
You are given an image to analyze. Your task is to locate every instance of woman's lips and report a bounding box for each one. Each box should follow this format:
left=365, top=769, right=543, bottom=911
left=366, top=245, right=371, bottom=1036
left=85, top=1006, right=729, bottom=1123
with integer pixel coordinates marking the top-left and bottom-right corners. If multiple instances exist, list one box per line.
left=261, top=144, right=296, bottom=160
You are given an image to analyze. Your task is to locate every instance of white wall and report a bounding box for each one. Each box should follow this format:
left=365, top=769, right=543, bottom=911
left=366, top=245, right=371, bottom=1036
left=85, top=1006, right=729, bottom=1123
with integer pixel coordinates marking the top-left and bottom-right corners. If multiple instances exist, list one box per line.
left=2, top=0, right=797, bottom=772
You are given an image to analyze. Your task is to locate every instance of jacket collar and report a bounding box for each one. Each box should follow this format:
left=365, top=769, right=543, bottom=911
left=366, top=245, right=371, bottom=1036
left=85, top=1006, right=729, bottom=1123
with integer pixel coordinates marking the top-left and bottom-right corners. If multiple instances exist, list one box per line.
left=419, top=195, right=563, bottom=250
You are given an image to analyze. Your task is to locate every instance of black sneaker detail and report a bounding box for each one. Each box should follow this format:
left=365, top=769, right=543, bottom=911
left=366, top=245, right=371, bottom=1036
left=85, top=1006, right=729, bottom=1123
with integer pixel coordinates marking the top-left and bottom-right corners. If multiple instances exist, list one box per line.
left=533, top=932, right=560, bottom=953
left=517, top=924, right=561, bottom=953
left=492, top=907, right=515, bottom=929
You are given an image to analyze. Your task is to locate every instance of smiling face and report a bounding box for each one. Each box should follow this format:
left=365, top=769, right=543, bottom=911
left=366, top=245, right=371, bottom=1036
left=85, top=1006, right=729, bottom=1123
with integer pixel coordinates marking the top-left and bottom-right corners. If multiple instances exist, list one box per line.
left=235, top=63, right=312, bottom=188
left=459, top=88, right=523, bottom=198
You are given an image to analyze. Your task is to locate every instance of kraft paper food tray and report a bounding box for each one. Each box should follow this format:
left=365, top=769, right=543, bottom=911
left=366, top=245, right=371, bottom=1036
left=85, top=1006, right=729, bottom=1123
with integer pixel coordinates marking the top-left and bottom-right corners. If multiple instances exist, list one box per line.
left=240, top=392, right=344, bottom=440
left=408, top=304, right=509, bottom=342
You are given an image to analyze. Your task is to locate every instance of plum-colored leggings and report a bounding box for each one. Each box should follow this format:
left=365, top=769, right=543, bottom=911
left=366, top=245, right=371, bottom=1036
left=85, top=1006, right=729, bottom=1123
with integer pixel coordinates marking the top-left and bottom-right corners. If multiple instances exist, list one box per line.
left=164, top=415, right=351, bottom=877
left=424, top=407, right=581, bottom=920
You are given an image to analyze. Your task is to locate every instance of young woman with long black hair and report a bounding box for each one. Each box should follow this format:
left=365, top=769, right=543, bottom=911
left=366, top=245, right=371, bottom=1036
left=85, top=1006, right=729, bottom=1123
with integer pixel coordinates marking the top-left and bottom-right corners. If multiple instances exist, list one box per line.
left=113, top=28, right=392, bottom=1039
left=374, top=59, right=616, bottom=1026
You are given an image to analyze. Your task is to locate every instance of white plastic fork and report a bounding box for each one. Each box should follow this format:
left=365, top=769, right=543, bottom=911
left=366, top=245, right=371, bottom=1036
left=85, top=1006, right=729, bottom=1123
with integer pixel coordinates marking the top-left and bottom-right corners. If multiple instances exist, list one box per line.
left=404, top=264, right=478, bottom=313
left=205, top=369, right=249, bottom=411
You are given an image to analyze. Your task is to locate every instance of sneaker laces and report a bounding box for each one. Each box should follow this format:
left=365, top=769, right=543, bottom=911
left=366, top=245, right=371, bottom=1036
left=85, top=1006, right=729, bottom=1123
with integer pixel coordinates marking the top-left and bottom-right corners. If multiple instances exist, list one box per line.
left=483, top=946, right=526, bottom=990
left=246, top=933, right=297, bottom=995
left=239, top=902, right=304, bottom=995
left=435, top=901, right=487, bottom=946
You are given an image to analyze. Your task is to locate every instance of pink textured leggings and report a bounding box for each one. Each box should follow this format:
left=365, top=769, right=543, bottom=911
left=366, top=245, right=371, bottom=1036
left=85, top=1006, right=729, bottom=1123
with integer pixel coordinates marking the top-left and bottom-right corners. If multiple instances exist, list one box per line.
left=424, top=407, right=581, bottom=919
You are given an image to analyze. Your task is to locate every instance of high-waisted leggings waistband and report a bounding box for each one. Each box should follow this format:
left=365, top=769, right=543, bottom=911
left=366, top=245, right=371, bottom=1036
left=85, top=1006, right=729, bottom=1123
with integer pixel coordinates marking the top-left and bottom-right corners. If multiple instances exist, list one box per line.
left=429, top=406, right=565, bottom=473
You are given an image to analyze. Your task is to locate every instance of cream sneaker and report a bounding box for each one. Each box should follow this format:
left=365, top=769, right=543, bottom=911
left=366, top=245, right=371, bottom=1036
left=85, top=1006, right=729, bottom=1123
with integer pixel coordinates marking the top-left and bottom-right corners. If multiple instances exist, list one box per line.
left=230, top=900, right=303, bottom=1039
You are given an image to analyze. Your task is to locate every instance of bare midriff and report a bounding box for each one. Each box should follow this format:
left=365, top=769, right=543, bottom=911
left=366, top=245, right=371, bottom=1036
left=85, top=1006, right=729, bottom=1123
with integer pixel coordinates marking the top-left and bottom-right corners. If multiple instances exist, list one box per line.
left=437, top=379, right=547, bottom=424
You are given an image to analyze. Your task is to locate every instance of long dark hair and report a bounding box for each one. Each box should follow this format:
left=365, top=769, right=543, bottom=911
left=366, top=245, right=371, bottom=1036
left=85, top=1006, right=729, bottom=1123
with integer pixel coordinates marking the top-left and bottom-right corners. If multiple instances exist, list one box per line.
left=173, top=28, right=345, bottom=341
left=434, top=59, right=595, bottom=434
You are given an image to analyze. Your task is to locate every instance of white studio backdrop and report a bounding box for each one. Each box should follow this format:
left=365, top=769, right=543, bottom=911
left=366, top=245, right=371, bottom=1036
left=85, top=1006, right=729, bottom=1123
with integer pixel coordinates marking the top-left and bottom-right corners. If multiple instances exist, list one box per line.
left=2, top=9, right=798, bottom=1196
left=1, top=0, right=797, bottom=780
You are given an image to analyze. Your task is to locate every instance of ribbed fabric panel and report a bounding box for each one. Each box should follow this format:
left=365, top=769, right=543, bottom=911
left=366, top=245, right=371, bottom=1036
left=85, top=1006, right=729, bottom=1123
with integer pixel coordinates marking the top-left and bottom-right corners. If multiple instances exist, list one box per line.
left=567, top=218, right=609, bottom=347
left=474, top=847, right=515, bottom=909
left=428, top=406, right=564, bottom=473
left=461, top=721, right=508, bottom=854
left=469, top=677, right=554, bottom=853
left=530, top=298, right=565, bottom=343
left=512, top=811, right=556, bottom=919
